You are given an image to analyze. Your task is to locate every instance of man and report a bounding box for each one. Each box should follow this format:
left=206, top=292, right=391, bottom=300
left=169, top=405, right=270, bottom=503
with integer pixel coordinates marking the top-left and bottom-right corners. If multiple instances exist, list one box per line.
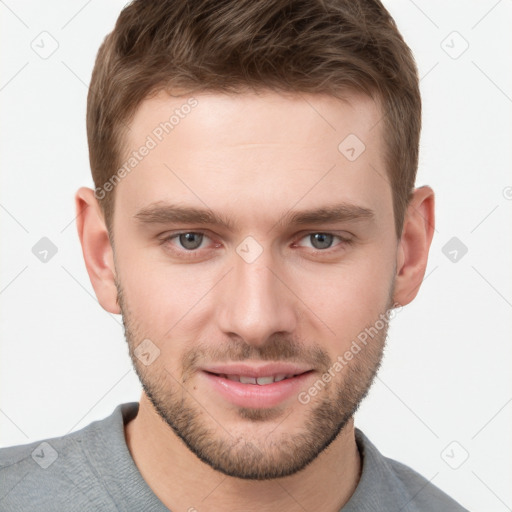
left=0, top=0, right=469, bottom=510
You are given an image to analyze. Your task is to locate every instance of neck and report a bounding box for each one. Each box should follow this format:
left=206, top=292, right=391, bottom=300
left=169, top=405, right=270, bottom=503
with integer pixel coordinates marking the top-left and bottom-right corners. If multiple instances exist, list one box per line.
left=124, top=394, right=361, bottom=512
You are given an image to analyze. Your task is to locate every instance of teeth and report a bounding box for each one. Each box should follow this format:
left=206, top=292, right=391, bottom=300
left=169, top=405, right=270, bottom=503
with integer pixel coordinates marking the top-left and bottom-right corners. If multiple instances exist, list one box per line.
left=256, top=376, right=275, bottom=385
left=220, top=374, right=297, bottom=385
left=239, top=376, right=257, bottom=384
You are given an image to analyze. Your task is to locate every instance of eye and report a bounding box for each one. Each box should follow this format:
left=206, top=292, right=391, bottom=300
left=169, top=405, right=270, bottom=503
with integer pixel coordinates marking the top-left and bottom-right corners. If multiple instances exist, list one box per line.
left=164, top=232, right=210, bottom=251
left=295, top=232, right=352, bottom=250
left=308, top=233, right=334, bottom=250
left=178, top=232, right=204, bottom=250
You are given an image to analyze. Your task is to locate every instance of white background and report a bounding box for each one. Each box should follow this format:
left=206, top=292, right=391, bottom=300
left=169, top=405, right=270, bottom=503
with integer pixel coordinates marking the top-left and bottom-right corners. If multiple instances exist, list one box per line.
left=1, top=1, right=511, bottom=510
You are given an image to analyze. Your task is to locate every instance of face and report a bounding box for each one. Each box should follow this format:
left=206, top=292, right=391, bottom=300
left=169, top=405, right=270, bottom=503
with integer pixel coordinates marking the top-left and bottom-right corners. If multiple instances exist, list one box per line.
left=112, top=90, right=399, bottom=479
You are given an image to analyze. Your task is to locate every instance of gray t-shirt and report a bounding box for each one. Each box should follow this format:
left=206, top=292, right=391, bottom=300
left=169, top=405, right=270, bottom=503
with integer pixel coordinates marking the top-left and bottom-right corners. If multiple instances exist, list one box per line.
left=0, top=402, right=468, bottom=511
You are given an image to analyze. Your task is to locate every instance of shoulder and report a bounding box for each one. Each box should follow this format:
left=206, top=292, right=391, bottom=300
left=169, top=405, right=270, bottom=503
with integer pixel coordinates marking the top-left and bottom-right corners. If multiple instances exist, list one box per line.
left=346, top=429, right=470, bottom=512
left=0, top=426, right=94, bottom=510
left=382, top=456, right=468, bottom=511
left=0, top=403, right=137, bottom=511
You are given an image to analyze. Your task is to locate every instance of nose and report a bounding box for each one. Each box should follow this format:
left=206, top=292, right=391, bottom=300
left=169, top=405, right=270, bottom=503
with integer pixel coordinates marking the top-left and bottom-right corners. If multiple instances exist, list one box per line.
left=216, top=247, right=298, bottom=347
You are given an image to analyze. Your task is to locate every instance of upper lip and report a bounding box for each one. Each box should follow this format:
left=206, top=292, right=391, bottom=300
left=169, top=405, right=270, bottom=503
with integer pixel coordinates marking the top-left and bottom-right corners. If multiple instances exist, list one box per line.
left=201, top=362, right=313, bottom=378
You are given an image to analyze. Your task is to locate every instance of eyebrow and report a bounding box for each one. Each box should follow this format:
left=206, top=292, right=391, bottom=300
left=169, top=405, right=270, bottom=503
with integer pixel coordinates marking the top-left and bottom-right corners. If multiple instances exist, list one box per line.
left=134, top=201, right=375, bottom=231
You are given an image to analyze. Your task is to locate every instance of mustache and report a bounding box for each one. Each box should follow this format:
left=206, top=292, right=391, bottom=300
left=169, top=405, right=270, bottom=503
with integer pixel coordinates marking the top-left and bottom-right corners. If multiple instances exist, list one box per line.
left=181, top=335, right=331, bottom=376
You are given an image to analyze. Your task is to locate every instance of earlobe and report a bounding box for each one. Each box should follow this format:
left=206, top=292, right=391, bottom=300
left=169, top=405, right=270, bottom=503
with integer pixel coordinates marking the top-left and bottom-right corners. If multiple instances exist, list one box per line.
left=75, top=187, right=121, bottom=314
left=392, top=186, right=435, bottom=307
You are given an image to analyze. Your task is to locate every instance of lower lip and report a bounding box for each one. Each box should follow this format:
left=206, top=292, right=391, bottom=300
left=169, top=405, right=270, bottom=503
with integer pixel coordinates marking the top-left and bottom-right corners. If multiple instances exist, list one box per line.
left=201, top=371, right=314, bottom=409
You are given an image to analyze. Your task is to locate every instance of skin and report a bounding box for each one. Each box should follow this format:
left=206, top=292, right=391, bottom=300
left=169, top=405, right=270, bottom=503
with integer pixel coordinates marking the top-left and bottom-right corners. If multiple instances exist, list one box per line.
left=75, top=89, right=434, bottom=511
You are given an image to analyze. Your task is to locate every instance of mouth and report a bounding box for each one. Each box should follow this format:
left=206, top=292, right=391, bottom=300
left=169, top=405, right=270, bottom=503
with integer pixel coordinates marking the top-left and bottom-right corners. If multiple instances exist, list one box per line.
left=204, top=372, right=305, bottom=385
left=199, top=363, right=315, bottom=409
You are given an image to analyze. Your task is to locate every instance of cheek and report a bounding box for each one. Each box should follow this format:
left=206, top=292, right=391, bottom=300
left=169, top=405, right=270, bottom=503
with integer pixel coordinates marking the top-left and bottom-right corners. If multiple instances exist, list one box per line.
left=117, top=251, right=219, bottom=344
left=293, top=248, right=395, bottom=349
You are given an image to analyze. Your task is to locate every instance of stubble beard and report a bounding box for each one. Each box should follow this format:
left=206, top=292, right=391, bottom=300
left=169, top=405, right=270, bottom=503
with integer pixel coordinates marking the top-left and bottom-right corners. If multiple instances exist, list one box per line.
left=117, top=279, right=394, bottom=480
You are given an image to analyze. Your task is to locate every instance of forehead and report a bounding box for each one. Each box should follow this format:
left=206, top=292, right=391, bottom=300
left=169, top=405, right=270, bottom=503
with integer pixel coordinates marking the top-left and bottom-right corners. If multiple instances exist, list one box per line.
left=127, top=88, right=382, bottom=149
left=115, top=89, right=391, bottom=230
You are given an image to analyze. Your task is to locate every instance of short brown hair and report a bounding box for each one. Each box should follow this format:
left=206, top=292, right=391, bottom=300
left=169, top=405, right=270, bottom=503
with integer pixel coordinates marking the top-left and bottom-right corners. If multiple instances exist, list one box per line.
left=87, top=0, right=421, bottom=238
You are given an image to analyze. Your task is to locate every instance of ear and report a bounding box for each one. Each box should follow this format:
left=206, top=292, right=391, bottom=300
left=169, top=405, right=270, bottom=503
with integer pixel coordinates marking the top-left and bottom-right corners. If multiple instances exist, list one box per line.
left=392, top=186, right=435, bottom=307
left=75, top=187, right=120, bottom=314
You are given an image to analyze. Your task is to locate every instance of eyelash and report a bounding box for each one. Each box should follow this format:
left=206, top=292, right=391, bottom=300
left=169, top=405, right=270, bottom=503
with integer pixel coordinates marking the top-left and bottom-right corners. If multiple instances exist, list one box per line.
left=159, top=231, right=354, bottom=259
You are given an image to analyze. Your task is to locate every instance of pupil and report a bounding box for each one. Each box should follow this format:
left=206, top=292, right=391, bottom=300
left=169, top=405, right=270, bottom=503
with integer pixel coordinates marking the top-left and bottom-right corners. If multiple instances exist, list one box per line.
left=311, top=233, right=332, bottom=249
left=180, top=233, right=202, bottom=250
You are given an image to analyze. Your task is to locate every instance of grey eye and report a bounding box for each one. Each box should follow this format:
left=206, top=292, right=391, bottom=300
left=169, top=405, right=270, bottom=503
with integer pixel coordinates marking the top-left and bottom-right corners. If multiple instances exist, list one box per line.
left=309, top=233, right=334, bottom=249
left=179, top=233, right=204, bottom=250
